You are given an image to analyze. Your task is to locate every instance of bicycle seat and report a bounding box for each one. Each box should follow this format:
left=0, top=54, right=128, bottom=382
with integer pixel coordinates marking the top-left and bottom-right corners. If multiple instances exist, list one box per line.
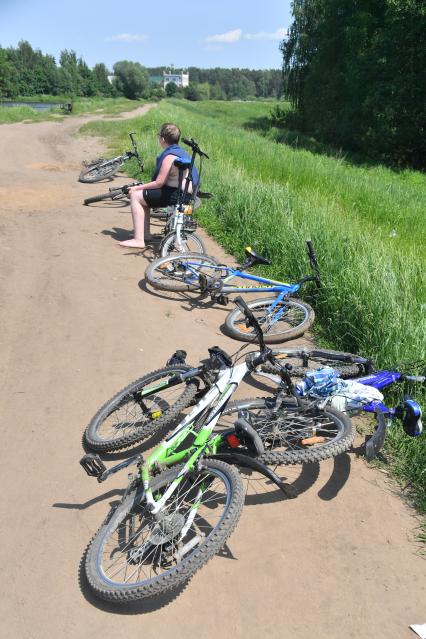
left=244, top=246, right=271, bottom=266
left=174, top=159, right=192, bottom=170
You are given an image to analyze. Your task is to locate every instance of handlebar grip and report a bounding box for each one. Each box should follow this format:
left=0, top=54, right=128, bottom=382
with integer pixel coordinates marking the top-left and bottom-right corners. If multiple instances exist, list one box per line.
left=306, top=240, right=317, bottom=264
left=183, top=137, right=209, bottom=159
left=403, top=375, right=426, bottom=384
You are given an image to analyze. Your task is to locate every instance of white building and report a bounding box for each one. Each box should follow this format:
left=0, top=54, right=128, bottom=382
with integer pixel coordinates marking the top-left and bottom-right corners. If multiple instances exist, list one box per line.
left=163, top=70, right=189, bottom=88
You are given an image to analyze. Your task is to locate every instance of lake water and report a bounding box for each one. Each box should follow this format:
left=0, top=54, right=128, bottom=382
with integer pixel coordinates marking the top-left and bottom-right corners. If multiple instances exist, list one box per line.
left=0, top=101, right=61, bottom=111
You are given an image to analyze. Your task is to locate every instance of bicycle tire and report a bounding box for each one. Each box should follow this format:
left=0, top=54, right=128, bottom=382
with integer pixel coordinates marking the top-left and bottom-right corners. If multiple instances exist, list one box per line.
left=85, top=459, right=244, bottom=602
left=84, top=365, right=198, bottom=452
left=145, top=253, right=221, bottom=292
left=79, top=160, right=123, bottom=183
left=159, top=231, right=206, bottom=257
left=260, top=347, right=367, bottom=378
left=225, top=297, right=315, bottom=343
left=220, top=398, right=355, bottom=465
left=84, top=189, right=124, bottom=205
left=150, top=207, right=170, bottom=220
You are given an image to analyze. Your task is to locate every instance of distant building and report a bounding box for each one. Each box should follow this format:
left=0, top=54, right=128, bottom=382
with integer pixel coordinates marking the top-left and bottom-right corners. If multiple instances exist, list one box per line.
left=163, top=70, right=189, bottom=88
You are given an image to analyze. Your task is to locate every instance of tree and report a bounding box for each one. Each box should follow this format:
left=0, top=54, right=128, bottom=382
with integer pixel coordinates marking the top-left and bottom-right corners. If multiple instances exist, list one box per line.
left=0, top=47, right=18, bottom=96
left=92, top=63, right=112, bottom=96
left=184, top=83, right=202, bottom=101
left=165, top=81, right=177, bottom=97
left=113, top=60, right=149, bottom=99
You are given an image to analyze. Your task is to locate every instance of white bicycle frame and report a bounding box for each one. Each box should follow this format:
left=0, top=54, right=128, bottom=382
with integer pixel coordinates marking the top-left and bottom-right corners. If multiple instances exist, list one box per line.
left=143, top=362, right=248, bottom=514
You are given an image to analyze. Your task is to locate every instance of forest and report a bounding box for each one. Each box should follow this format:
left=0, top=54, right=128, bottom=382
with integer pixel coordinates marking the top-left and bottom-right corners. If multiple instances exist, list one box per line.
left=280, top=0, right=426, bottom=169
left=0, top=41, right=283, bottom=101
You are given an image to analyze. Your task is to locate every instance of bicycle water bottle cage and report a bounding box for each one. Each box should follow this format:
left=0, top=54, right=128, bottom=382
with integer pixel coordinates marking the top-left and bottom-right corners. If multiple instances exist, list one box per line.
left=243, top=247, right=271, bottom=268
left=207, top=346, right=233, bottom=370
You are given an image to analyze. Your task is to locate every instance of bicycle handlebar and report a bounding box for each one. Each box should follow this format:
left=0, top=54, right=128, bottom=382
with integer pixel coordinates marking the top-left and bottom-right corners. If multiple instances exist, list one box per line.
left=183, top=138, right=209, bottom=159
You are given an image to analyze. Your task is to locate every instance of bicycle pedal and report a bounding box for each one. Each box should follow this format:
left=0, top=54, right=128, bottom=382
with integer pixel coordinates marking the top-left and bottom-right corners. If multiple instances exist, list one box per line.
left=80, top=454, right=107, bottom=479
left=215, top=294, right=229, bottom=306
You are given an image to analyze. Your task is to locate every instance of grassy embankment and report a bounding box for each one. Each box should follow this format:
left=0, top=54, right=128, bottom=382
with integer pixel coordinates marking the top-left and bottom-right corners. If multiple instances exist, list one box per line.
left=0, top=96, right=146, bottom=124
left=80, top=100, right=426, bottom=529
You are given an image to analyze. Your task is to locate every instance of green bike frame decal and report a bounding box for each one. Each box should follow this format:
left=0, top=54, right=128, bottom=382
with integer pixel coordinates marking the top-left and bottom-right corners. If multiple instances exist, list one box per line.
left=140, top=380, right=171, bottom=396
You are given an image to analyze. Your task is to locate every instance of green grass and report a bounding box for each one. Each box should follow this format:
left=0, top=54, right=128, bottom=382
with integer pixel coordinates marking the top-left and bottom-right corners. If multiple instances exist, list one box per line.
left=0, top=96, right=146, bottom=124
left=79, top=99, right=426, bottom=525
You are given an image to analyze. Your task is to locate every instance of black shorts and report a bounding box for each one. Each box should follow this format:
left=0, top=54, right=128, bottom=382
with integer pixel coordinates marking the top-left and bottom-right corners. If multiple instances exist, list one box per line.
left=143, top=186, right=178, bottom=208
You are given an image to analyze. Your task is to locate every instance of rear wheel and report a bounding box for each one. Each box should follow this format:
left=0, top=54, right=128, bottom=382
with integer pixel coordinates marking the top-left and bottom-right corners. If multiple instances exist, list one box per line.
left=79, top=160, right=122, bottom=183
left=160, top=232, right=206, bottom=257
left=84, top=365, right=199, bottom=452
left=145, top=253, right=222, bottom=292
left=84, top=189, right=124, bottom=205
left=219, top=398, right=355, bottom=465
left=259, top=348, right=368, bottom=378
left=225, top=297, right=315, bottom=343
left=85, top=459, right=244, bottom=602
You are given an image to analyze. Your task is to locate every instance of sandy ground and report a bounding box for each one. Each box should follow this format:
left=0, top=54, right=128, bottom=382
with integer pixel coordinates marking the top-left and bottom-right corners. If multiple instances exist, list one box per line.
left=0, top=105, right=424, bottom=639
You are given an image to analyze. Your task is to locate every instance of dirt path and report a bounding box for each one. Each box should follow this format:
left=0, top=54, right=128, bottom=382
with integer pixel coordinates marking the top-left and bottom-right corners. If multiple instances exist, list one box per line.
left=0, top=106, right=424, bottom=639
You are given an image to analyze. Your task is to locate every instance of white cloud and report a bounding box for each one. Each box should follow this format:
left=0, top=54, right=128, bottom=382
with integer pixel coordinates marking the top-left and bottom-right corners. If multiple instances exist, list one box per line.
left=205, top=28, right=242, bottom=44
left=244, top=28, right=288, bottom=41
left=106, top=33, right=148, bottom=42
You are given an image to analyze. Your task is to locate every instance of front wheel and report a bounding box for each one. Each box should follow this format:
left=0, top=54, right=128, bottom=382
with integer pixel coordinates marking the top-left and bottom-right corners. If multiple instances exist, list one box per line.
left=145, top=253, right=222, bottom=292
left=84, top=365, right=199, bottom=452
left=225, top=297, right=314, bottom=343
left=79, top=160, right=122, bottom=183
left=220, top=398, right=355, bottom=465
left=84, top=459, right=244, bottom=602
left=160, top=231, right=206, bottom=257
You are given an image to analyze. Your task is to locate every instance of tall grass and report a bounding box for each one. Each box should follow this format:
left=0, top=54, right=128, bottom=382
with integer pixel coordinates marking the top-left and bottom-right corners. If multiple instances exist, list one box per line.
left=80, top=100, right=426, bottom=519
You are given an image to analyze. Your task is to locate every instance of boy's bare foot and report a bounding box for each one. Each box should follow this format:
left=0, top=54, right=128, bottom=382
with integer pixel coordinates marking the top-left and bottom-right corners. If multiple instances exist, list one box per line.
left=119, top=238, right=146, bottom=248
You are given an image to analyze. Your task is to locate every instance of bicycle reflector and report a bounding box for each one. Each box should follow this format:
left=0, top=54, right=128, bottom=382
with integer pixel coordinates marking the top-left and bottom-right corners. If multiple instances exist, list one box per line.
left=226, top=434, right=241, bottom=448
left=402, top=399, right=422, bottom=437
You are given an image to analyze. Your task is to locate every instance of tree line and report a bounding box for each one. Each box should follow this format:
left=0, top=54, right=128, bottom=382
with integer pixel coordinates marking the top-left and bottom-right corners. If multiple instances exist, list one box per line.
left=0, top=41, right=283, bottom=101
left=280, top=0, right=426, bottom=169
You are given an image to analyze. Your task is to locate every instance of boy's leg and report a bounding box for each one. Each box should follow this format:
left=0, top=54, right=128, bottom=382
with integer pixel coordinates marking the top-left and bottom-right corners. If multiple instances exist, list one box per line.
left=119, top=191, right=154, bottom=248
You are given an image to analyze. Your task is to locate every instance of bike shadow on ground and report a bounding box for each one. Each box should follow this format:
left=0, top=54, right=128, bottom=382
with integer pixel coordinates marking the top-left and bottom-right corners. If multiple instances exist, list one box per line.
left=138, top=278, right=240, bottom=321
left=84, top=200, right=129, bottom=209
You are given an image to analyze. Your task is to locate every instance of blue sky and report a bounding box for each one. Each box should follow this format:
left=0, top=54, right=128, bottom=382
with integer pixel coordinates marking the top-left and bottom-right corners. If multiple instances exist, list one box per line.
left=0, top=0, right=292, bottom=70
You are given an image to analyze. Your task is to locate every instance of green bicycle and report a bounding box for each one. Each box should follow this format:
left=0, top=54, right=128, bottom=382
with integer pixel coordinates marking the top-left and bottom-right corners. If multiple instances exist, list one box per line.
left=80, top=298, right=353, bottom=602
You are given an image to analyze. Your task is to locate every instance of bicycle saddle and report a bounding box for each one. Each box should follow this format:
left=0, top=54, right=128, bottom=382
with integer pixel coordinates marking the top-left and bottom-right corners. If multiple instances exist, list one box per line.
left=174, top=159, right=192, bottom=170
left=244, top=246, right=271, bottom=266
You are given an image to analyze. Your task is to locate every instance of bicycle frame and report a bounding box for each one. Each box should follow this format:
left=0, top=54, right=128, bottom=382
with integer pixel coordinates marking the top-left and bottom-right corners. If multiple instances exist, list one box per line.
left=142, top=363, right=248, bottom=514
left=176, top=260, right=303, bottom=296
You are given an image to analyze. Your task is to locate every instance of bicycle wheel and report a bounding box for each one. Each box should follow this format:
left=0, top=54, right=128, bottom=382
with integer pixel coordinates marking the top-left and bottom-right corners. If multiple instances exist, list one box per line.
left=85, top=459, right=244, bottom=602
left=225, top=297, right=315, bottom=343
left=145, top=253, right=222, bottom=292
left=79, top=160, right=123, bottom=183
left=84, top=366, right=199, bottom=452
left=160, top=232, right=206, bottom=257
left=84, top=189, right=124, bottom=205
left=220, top=398, right=354, bottom=465
left=259, top=348, right=367, bottom=378
left=150, top=207, right=170, bottom=220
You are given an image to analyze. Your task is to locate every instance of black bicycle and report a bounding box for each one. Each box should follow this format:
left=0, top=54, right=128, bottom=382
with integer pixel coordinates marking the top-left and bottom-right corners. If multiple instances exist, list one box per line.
left=79, top=132, right=144, bottom=183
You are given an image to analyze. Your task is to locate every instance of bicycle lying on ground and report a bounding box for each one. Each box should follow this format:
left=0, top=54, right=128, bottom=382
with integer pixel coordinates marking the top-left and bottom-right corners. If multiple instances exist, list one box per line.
left=145, top=240, right=320, bottom=343
left=79, top=132, right=144, bottom=183
left=252, top=346, right=424, bottom=460
left=80, top=297, right=354, bottom=601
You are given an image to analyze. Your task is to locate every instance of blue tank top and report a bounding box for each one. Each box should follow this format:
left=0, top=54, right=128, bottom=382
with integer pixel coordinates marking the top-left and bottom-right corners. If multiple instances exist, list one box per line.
left=152, top=144, right=200, bottom=186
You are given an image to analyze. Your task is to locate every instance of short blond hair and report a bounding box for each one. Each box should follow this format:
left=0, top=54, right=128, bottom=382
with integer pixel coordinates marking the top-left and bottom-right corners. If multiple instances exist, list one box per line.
left=159, top=123, right=181, bottom=145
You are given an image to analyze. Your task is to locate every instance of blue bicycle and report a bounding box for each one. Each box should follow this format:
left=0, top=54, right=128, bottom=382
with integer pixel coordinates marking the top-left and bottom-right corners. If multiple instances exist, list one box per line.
left=145, top=241, right=320, bottom=343
left=245, top=346, right=424, bottom=461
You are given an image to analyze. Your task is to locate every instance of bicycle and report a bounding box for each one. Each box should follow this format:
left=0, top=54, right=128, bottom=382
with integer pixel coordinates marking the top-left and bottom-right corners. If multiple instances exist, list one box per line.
left=145, top=240, right=320, bottom=343
left=79, top=132, right=144, bottom=183
left=80, top=297, right=353, bottom=601
left=251, top=346, right=424, bottom=460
